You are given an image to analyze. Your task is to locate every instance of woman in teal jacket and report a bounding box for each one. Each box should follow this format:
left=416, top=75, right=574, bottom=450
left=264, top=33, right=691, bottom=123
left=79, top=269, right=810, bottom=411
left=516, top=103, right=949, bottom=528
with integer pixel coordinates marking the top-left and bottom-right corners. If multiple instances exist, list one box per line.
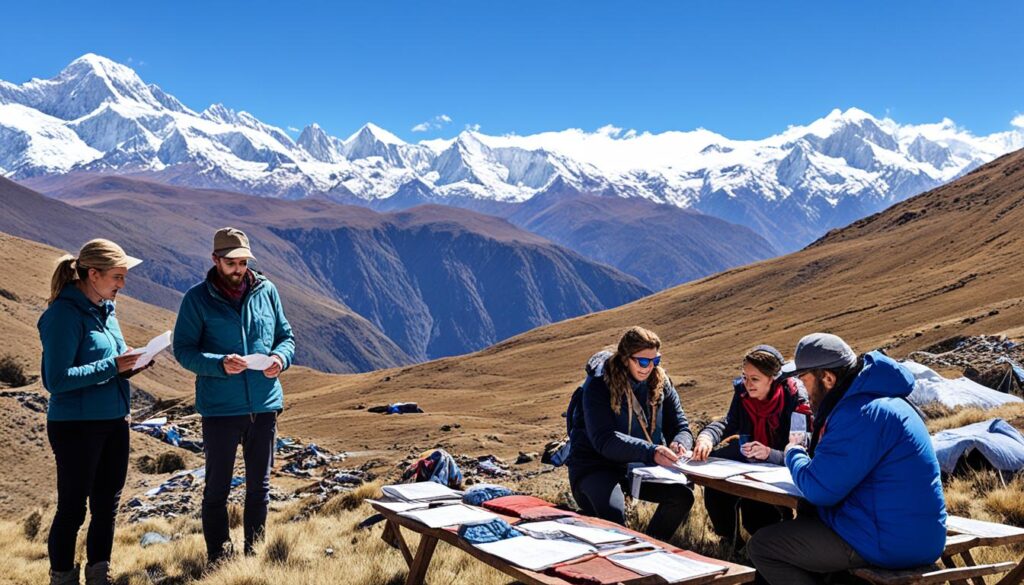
left=38, top=239, right=146, bottom=585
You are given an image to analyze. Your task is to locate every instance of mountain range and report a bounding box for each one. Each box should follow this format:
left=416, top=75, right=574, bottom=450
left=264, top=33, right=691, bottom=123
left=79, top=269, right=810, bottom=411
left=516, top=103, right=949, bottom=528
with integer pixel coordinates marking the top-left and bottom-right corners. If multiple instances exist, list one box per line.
left=0, top=174, right=650, bottom=371
left=3, top=54, right=1022, bottom=252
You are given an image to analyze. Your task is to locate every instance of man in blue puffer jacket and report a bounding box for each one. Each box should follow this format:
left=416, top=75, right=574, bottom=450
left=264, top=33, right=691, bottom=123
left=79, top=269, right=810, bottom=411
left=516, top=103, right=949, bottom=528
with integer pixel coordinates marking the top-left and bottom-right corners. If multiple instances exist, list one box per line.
left=173, top=227, right=295, bottom=564
left=748, top=333, right=946, bottom=585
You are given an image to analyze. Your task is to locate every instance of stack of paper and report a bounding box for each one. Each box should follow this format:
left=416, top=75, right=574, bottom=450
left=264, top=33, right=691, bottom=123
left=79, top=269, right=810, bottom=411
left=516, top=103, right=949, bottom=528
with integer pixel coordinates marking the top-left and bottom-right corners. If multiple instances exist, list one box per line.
left=381, top=482, right=460, bottom=502
left=475, top=535, right=595, bottom=571
left=674, top=457, right=778, bottom=479
left=609, top=550, right=728, bottom=582
left=630, top=465, right=689, bottom=497
left=399, top=504, right=498, bottom=528
left=517, top=520, right=634, bottom=546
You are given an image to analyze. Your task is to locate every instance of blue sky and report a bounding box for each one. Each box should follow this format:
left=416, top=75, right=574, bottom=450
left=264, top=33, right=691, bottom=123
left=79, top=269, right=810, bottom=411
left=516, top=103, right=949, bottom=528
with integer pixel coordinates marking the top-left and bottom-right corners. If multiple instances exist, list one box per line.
left=2, top=1, right=1022, bottom=141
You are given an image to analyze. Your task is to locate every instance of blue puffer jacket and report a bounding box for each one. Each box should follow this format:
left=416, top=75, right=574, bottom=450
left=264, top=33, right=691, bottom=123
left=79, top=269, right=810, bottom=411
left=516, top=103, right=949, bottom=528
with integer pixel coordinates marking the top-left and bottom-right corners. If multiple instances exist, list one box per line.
left=173, top=269, right=295, bottom=417
left=786, top=351, right=946, bottom=568
left=38, top=286, right=131, bottom=421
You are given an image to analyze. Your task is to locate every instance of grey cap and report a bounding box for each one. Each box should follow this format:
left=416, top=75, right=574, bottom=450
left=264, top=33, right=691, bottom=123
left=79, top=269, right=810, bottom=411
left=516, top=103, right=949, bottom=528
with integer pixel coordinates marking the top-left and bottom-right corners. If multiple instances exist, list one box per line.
left=793, top=333, right=857, bottom=373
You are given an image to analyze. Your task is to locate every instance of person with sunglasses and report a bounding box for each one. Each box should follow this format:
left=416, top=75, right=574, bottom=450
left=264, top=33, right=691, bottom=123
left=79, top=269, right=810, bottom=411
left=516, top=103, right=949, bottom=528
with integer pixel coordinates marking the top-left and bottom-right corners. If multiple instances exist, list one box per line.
left=690, top=345, right=812, bottom=547
left=566, top=326, right=695, bottom=541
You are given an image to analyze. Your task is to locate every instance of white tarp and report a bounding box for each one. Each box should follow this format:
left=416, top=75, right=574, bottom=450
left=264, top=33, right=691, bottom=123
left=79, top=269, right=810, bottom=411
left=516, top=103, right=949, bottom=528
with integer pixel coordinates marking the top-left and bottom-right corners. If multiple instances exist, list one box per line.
left=904, top=360, right=1022, bottom=409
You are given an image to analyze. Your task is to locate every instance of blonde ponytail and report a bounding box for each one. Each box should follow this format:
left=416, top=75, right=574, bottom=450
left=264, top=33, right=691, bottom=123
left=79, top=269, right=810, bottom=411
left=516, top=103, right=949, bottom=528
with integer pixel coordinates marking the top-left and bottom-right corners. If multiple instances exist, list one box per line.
left=47, top=239, right=131, bottom=305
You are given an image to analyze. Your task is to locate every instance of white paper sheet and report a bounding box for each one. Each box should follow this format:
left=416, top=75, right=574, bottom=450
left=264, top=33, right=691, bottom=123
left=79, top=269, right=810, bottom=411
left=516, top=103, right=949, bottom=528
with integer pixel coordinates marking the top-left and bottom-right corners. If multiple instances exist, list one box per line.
left=743, top=468, right=803, bottom=496
left=399, top=504, right=497, bottom=528
left=382, top=482, right=460, bottom=502
left=516, top=521, right=634, bottom=545
left=242, top=353, right=277, bottom=371
left=609, top=550, right=727, bottom=582
left=128, top=330, right=172, bottom=370
left=475, top=535, right=595, bottom=571
left=630, top=465, right=690, bottom=497
left=727, top=476, right=799, bottom=497
left=674, top=457, right=779, bottom=479
left=366, top=499, right=432, bottom=513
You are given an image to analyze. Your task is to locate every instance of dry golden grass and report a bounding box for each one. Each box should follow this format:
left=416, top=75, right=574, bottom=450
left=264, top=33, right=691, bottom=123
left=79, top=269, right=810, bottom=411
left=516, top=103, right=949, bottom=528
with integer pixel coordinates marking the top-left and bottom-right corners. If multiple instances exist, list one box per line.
left=4, top=405, right=1024, bottom=584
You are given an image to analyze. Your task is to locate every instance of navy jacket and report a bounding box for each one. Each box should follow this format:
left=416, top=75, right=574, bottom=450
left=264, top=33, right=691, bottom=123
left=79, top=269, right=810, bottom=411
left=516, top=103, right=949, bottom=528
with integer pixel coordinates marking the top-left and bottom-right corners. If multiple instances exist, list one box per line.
left=568, top=365, right=693, bottom=479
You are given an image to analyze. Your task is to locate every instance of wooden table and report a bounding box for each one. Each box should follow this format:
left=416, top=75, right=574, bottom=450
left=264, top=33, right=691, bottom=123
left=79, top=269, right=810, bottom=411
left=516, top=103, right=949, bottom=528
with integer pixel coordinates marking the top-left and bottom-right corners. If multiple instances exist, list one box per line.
left=681, top=468, right=1024, bottom=585
left=371, top=501, right=757, bottom=585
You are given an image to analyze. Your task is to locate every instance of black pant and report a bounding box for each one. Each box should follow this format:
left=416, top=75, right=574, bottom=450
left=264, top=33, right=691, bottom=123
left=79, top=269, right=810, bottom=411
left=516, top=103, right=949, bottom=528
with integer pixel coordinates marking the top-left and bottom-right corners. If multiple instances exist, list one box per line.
left=570, top=467, right=694, bottom=542
left=47, top=417, right=130, bottom=572
left=704, top=485, right=792, bottom=540
left=201, top=412, right=276, bottom=560
left=747, top=515, right=866, bottom=585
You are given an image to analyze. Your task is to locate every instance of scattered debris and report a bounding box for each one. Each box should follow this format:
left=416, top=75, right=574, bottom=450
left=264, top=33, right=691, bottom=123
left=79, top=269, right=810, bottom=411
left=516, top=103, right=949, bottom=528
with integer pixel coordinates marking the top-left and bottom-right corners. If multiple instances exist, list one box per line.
left=908, top=335, right=1024, bottom=398
left=367, top=402, right=424, bottom=415
left=140, top=532, right=171, bottom=548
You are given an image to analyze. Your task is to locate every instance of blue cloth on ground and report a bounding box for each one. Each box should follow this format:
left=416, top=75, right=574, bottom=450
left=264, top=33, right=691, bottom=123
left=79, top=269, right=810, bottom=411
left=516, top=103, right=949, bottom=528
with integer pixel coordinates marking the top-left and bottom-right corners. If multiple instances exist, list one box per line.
left=462, top=484, right=515, bottom=506
left=932, top=418, right=1024, bottom=474
left=458, top=518, right=522, bottom=544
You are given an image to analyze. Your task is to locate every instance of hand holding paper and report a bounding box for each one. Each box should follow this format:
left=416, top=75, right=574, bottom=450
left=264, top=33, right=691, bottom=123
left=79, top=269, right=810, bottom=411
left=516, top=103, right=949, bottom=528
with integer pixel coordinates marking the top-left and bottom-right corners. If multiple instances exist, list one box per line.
left=127, top=330, right=172, bottom=370
left=242, top=354, right=277, bottom=371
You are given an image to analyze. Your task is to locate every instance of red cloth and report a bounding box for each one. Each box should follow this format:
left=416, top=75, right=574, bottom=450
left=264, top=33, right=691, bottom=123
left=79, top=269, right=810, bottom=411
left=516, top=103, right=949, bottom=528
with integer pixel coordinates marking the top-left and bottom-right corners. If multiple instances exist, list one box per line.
left=517, top=506, right=580, bottom=522
left=740, top=378, right=786, bottom=445
left=481, top=495, right=553, bottom=517
left=549, top=556, right=639, bottom=584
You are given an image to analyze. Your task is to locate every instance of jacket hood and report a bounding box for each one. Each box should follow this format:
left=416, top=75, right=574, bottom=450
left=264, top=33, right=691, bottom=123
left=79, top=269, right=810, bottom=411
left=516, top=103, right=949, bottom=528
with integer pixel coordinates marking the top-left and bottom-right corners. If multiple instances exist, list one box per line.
left=845, top=351, right=915, bottom=400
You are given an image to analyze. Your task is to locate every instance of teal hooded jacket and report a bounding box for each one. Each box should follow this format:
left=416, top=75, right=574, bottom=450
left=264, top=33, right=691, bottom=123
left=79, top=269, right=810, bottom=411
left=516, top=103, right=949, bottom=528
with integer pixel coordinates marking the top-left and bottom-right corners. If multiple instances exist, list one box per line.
left=38, top=286, right=131, bottom=421
left=173, top=269, right=295, bottom=417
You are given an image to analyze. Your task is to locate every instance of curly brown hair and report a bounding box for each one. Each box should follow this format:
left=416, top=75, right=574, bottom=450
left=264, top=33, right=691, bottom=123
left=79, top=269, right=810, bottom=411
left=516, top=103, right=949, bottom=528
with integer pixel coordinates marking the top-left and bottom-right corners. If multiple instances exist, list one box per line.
left=604, top=326, right=666, bottom=415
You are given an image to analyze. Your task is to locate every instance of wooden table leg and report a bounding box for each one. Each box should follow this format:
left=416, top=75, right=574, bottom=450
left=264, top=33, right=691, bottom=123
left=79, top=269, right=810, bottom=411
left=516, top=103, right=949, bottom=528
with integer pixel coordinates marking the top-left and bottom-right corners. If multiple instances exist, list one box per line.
left=942, top=555, right=969, bottom=585
left=382, top=520, right=415, bottom=567
left=405, top=534, right=439, bottom=585
left=958, top=550, right=988, bottom=585
left=994, top=558, right=1024, bottom=585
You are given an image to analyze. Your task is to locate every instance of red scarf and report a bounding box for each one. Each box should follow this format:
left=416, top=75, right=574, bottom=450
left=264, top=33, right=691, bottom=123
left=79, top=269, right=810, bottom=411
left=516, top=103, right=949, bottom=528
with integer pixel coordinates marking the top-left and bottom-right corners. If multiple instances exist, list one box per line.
left=213, top=269, right=252, bottom=304
left=740, top=379, right=786, bottom=446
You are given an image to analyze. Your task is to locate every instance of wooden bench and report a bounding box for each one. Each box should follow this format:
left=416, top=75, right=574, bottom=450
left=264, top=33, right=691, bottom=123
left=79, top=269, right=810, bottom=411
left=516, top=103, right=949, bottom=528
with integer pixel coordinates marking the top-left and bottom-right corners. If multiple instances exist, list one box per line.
left=371, top=501, right=757, bottom=585
left=852, top=516, right=1024, bottom=585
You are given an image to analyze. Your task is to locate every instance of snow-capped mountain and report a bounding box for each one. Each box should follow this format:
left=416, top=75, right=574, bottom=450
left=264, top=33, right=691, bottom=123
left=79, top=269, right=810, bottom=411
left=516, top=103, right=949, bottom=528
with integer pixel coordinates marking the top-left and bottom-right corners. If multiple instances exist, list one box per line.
left=2, top=54, right=1022, bottom=250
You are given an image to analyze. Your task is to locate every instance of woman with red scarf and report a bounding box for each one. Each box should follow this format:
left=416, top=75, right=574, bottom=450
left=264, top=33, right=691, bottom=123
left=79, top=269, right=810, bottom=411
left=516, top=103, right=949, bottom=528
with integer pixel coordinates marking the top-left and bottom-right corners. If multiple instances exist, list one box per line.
left=691, top=345, right=812, bottom=545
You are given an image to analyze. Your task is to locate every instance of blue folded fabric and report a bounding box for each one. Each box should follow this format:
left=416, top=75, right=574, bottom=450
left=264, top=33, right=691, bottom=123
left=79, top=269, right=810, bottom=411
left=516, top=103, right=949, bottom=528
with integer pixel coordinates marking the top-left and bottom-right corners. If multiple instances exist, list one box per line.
left=462, top=484, right=515, bottom=506
left=932, top=418, right=1024, bottom=474
left=458, top=519, right=522, bottom=544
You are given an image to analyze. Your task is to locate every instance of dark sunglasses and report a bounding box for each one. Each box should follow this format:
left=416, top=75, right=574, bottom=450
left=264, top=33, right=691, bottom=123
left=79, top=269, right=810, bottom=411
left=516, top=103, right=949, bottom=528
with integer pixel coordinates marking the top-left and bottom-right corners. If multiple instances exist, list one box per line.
left=631, top=355, right=661, bottom=369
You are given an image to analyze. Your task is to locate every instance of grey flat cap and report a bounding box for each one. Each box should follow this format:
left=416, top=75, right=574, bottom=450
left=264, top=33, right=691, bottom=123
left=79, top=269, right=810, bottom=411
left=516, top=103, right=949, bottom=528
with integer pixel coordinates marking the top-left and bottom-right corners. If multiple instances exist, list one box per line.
left=794, top=333, right=857, bottom=373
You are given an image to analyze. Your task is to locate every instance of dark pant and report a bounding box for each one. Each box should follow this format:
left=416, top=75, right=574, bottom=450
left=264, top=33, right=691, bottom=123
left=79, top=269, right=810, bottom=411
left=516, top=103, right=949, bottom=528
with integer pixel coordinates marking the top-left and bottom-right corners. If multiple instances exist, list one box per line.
left=570, top=467, right=694, bottom=542
left=704, top=485, right=792, bottom=540
left=201, top=412, right=276, bottom=560
left=747, top=515, right=866, bottom=585
left=47, top=417, right=130, bottom=572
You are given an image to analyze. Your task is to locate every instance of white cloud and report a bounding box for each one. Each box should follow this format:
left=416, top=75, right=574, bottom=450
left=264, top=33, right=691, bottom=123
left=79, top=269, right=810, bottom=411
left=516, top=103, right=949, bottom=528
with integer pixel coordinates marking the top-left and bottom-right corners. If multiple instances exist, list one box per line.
left=465, top=123, right=481, bottom=132
left=1012, top=114, right=1024, bottom=129
left=125, top=56, right=146, bottom=67
left=287, top=126, right=300, bottom=133
left=411, top=114, right=453, bottom=133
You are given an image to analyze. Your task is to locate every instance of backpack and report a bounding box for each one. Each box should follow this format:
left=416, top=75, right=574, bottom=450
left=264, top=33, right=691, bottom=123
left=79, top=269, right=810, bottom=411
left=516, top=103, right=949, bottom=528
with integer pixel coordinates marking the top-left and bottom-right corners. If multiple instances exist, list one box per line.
left=549, top=350, right=614, bottom=467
